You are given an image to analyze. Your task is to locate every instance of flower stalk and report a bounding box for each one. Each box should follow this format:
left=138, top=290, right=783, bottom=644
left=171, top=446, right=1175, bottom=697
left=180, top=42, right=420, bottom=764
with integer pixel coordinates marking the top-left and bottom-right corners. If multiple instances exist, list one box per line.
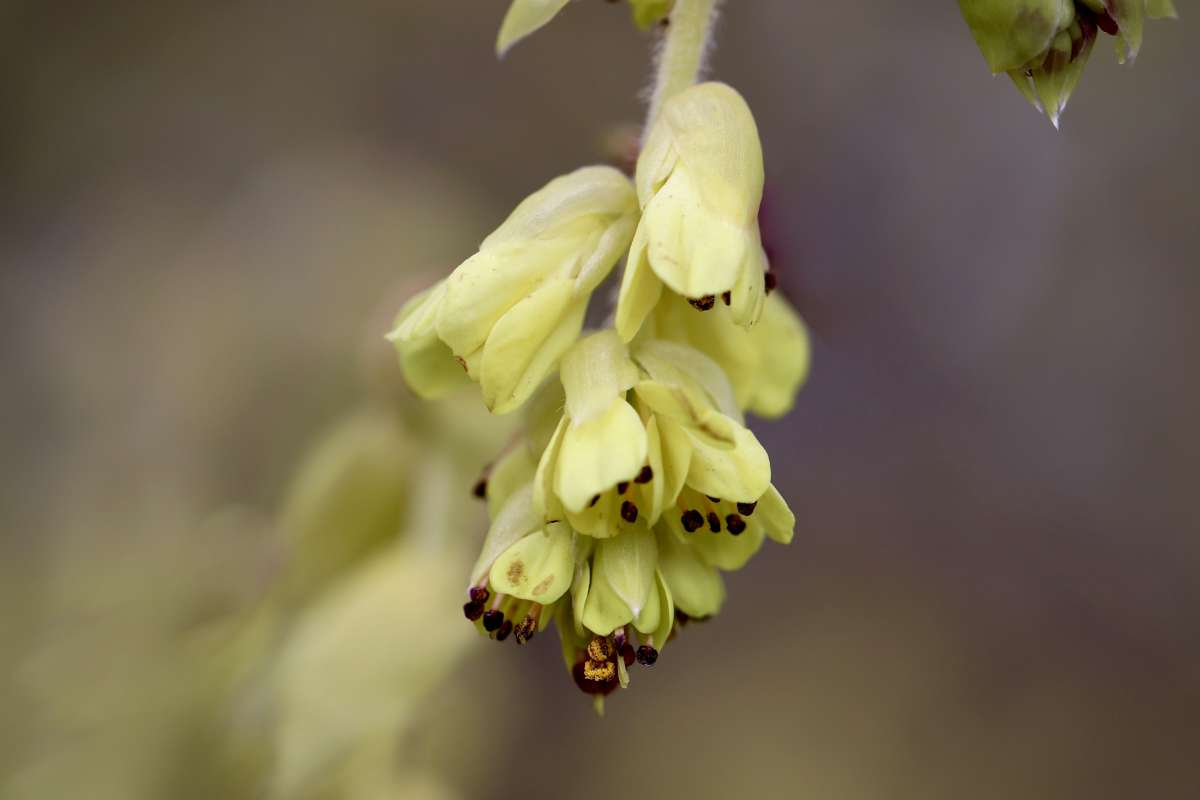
left=646, top=0, right=719, bottom=129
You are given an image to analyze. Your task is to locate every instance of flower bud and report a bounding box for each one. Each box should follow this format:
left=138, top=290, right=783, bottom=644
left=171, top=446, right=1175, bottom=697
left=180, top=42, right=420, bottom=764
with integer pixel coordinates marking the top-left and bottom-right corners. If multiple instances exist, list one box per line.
left=616, top=82, right=769, bottom=340
left=433, top=167, right=638, bottom=414
left=958, top=0, right=1177, bottom=126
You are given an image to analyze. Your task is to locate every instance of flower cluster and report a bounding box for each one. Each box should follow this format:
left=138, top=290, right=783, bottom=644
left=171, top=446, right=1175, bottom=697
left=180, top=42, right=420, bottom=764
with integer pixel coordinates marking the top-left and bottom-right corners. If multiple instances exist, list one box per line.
left=389, top=3, right=810, bottom=707
left=957, top=0, right=1176, bottom=126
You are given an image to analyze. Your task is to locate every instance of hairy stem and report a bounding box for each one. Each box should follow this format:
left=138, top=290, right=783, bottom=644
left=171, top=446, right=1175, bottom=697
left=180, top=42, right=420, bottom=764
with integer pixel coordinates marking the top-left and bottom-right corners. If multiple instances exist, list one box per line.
left=645, top=0, right=718, bottom=130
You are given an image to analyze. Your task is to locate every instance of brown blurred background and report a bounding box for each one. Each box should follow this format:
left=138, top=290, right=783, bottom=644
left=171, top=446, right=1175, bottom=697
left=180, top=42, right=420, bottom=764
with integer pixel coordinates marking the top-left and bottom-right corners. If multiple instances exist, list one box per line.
left=2, top=2, right=1198, bottom=798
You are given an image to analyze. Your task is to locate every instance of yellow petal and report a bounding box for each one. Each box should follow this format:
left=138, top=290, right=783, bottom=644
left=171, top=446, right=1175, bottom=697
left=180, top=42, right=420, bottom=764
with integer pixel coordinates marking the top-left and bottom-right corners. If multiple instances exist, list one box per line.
left=745, top=293, right=811, bottom=418
left=757, top=484, right=796, bottom=545
left=634, top=338, right=741, bottom=421
left=685, top=424, right=771, bottom=503
left=479, top=279, right=587, bottom=414
left=470, top=484, right=539, bottom=586
left=614, top=226, right=664, bottom=342
left=555, top=400, right=648, bottom=512
left=633, top=380, right=737, bottom=449
left=488, top=522, right=574, bottom=602
left=655, top=526, right=726, bottom=618
left=560, top=330, right=638, bottom=426
left=533, top=416, right=568, bottom=522
left=641, top=166, right=751, bottom=298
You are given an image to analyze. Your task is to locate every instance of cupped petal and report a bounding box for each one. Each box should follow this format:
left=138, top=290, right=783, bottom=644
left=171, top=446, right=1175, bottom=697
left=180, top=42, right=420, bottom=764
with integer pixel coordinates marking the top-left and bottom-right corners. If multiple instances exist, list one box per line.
left=489, top=521, right=574, bottom=603
left=745, top=293, right=811, bottom=418
left=685, top=424, right=771, bottom=503
left=533, top=415, right=568, bottom=522
left=634, top=338, right=741, bottom=421
left=555, top=400, right=648, bottom=512
left=688, top=520, right=766, bottom=571
left=560, top=330, right=639, bottom=426
left=655, top=526, right=726, bottom=618
left=614, top=227, right=664, bottom=342
left=757, top=484, right=796, bottom=545
left=641, top=168, right=750, bottom=298
left=658, top=83, right=764, bottom=225
left=470, top=484, right=540, bottom=586
left=593, top=524, right=658, bottom=618
left=479, top=279, right=587, bottom=414
left=387, top=281, right=468, bottom=399
left=634, top=380, right=737, bottom=449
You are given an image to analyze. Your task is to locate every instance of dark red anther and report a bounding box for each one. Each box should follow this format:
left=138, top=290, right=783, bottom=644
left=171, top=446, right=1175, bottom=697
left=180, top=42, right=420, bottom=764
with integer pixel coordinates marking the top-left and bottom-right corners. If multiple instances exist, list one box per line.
left=620, top=643, right=636, bottom=667
left=688, top=295, right=716, bottom=311
left=472, top=478, right=487, bottom=499
left=721, top=290, right=731, bottom=306
left=1095, top=11, right=1119, bottom=36
left=636, top=645, right=659, bottom=666
left=482, top=610, right=504, bottom=632
left=681, top=509, right=704, bottom=532
left=572, top=660, right=620, bottom=695
left=463, top=601, right=484, bottom=621
left=764, top=272, right=777, bottom=294
left=495, top=619, right=513, bottom=641
left=707, top=512, right=721, bottom=533
left=469, top=586, right=490, bottom=603
left=514, top=615, right=536, bottom=645
left=589, top=494, right=600, bottom=507
left=635, top=466, right=653, bottom=484
left=725, top=514, right=746, bottom=535
left=621, top=500, right=639, bottom=523
left=617, top=481, right=629, bottom=495
left=736, top=501, right=757, bottom=516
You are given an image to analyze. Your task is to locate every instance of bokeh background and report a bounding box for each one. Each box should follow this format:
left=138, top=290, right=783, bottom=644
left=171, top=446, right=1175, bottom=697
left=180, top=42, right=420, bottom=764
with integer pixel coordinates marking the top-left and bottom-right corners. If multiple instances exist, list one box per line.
left=3, top=2, right=1198, bottom=798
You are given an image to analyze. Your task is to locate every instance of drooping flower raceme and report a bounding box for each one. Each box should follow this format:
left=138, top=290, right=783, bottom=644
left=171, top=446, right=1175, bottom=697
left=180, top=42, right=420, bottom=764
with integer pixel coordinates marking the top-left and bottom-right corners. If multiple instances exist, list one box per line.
left=391, top=2, right=815, bottom=708
left=389, top=166, right=638, bottom=414
left=616, top=82, right=771, bottom=341
left=459, top=331, right=796, bottom=701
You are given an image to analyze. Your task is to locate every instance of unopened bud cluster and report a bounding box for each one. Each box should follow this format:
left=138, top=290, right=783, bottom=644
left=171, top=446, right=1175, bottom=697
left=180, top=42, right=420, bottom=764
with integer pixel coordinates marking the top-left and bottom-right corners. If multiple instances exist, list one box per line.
left=957, top=0, right=1176, bottom=126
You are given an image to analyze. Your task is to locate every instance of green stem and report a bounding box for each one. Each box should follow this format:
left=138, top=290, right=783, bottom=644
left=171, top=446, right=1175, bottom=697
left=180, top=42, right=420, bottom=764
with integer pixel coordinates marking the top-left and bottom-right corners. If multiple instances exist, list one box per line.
left=646, top=0, right=718, bottom=129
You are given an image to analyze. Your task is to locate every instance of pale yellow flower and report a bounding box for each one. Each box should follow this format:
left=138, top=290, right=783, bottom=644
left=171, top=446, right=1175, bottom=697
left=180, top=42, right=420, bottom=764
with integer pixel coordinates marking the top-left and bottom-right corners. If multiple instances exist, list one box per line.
left=428, top=166, right=637, bottom=414
left=616, top=82, right=770, bottom=340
